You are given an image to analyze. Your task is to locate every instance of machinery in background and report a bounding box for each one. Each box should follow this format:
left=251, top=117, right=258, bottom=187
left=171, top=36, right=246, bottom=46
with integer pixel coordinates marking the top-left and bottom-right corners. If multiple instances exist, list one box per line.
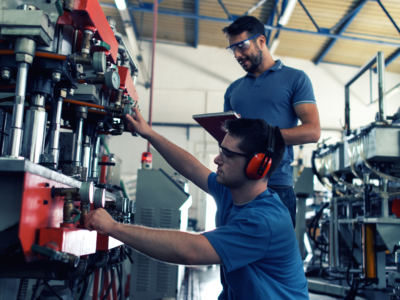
left=0, top=0, right=138, bottom=299
left=308, top=52, right=400, bottom=300
left=130, top=151, right=192, bottom=300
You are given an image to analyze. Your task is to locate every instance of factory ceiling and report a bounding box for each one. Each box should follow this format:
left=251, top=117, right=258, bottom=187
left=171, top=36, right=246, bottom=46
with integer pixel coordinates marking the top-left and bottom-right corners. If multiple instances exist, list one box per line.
left=100, top=0, right=400, bottom=74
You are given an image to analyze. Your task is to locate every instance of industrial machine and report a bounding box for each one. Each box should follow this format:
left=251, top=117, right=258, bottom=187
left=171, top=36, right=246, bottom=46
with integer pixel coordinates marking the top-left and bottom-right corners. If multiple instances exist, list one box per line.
left=307, top=52, right=400, bottom=300
left=0, top=0, right=139, bottom=299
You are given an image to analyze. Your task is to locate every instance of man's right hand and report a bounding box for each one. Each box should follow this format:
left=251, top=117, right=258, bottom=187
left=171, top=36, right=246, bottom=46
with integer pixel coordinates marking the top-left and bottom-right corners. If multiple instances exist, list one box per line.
left=125, top=107, right=153, bottom=138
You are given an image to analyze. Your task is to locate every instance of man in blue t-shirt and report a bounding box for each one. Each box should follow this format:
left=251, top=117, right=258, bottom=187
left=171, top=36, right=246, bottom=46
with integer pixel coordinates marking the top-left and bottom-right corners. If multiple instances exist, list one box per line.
left=84, top=108, right=309, bottom=300
left=223, top=16, right=321, bottom=228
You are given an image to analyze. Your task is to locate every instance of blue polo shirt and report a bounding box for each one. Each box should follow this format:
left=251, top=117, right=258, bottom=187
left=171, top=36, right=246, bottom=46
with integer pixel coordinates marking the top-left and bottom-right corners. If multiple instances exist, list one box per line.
left=224, top=60, right=316, bottom=186
left=203, top=173, right=309, bottom=300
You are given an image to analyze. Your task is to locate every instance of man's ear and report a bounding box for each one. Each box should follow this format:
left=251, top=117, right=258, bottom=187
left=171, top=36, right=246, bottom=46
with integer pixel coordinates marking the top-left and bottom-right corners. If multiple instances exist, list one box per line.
left=258, top=35, right=267, bottom=49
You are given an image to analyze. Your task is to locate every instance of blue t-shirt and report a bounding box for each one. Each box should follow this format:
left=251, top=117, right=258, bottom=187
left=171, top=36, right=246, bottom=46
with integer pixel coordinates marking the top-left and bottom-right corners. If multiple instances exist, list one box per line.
left=202, top=173, right=309, bottom=300
left=224, top=60, right=316, bottom=186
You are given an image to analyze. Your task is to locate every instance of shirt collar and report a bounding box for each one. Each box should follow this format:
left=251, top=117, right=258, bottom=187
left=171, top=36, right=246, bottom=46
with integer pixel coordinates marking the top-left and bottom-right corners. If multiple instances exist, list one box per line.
left=246, top=59, right=284, bottom=78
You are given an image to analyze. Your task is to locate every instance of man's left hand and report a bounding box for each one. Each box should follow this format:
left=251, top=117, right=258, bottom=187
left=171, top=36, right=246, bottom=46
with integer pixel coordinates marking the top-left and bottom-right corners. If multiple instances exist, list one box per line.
left=84, top=208, right=117, bottom=236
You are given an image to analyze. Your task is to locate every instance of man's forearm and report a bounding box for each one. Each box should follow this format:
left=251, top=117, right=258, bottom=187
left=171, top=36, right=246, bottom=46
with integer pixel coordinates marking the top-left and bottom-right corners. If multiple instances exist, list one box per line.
left=145, top=130, right=205, bottom=181
left=110, top=223, right=214, bottom=265
left=280, top=123, right=320, bottom=145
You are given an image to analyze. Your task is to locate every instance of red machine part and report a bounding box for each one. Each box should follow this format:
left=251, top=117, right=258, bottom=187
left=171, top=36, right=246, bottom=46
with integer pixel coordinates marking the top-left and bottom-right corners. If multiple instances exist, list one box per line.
left=117, top=66, right=139, bottom=102
left=18, top=172, right=81, bottom=261
left=96, top=234, right=123, bottom=251
left=392, top=199, right=400, bottom=217
left=100, top=155, right=108, bottom=184
left=38, top=227, right=97, bottom=257
left=57, top=0, right=118, bottom=63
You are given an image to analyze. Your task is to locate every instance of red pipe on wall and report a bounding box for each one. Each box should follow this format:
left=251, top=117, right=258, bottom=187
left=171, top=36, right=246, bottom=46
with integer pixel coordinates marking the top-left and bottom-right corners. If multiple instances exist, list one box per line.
left=147, top=0, right=158, bottom=152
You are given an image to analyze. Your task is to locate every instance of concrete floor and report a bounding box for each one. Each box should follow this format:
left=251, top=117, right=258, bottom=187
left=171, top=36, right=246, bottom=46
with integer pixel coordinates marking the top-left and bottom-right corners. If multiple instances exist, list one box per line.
left=193, top=266, right=366, bottom=300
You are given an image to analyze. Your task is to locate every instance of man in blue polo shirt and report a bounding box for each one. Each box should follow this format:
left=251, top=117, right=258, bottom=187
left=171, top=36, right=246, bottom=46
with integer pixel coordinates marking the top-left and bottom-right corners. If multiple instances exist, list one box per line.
left=85, top=108, right=309, bottom=300
left=223, top=16, right=321, bottom=228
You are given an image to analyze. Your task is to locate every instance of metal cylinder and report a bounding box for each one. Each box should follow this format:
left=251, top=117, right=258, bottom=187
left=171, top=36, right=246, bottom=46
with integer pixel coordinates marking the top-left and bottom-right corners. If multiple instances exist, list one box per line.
left=81, top=30, right=93, bottom=58
left=48, top=96, right=64, bottom=168
left=82, top=135, right=92, bottom=176
left=72, top=118, right=84, bottom=166
left=377, top=51, right=386, bottom=123
left=329, top=198, right=339, bottom=269
left=9, top=62, right=29, bottom=157
left=21, top=98, right=47, bottom=163
left=362, top=223, right=377, bottom=278
left=92, top=136, right=101, bottom=177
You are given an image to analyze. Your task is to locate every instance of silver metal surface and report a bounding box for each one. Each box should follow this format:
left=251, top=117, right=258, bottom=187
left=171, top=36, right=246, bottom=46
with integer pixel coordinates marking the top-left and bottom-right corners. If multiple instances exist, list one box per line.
left=344, top=126, right=400, bottom=167
left=48, top=96, right=63, bottom=168
left=92, top=52, right=106, bottom=73
left=0, top=10, right=55, bottom=46
left=14, top=37, right=36, bottom=57
left=1, top=68, right=11, bottom=80
left=82, top=136, right=92, bottom=177
left=52, top=71, right=61, bottom=82
left=9, top=62, right=29, bottom=157
left=1, top=0, right=60, bottom=23
left=91, top=137, right=100, bottom=177
left=94, top=188, right=105, bottom=208
left=31, top=94, right=45, bottom=106
left=21, top=107, right=47, bottom=163
left=72, top=118, right=84, bottom=166
left=377, top=51, right=386, bottom=123
left=104, top=71, right=120, bottom=90
left=79, top=181, right=94, bottom=204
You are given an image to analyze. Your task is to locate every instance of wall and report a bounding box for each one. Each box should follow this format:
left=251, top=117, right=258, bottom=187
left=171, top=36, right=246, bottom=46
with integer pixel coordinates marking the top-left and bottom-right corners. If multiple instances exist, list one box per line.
left=108, top=40, right=400, bottom=230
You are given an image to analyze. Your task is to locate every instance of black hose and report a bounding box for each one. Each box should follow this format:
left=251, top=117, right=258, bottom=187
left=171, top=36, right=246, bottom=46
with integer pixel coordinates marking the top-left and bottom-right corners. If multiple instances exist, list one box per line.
left=31, top=279, right=41, bottom=300
left=311, top=150, right=326, bottom=187
left=309, top=202, right=330, bottom=253
left=43, top=281, right=63, bottom=300
left=78, top=274, right=90, bottom=300
left=102, top=269, right=115, bottom=300
left=98, top=267, right=105, bottom=300
left=16, top=278, right=29, bottom=300
left=346, top=227, right=357, bottom=287
left=117, top=264, right=123, bottom=300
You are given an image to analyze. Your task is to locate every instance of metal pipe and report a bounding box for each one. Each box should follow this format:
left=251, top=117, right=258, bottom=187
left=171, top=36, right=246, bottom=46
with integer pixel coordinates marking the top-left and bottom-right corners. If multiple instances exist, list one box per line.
left=9, top=62, right=29, bottom=157
left=72, top=118, right=84, bottom=166
left=377, top=51, right=386, bottom=122
left=148, top=0, right=158, bottom=152
left=329, top=197, right=339, bottom=270
left=48, top=96, right=64, bottom=168
left=92, top=136, right=101, bottom=178
left=21, top=94, right=47, bottom=163
left=82, top=135, right=92, bottom=176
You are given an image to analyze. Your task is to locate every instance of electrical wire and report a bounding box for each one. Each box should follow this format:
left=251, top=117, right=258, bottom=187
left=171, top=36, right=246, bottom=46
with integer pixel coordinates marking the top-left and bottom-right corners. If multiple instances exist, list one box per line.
left=102, top=268, right=115, bottom=300
left=30, top=279, right=41, bottom=300
left=43, top=280, right=63, bottom=300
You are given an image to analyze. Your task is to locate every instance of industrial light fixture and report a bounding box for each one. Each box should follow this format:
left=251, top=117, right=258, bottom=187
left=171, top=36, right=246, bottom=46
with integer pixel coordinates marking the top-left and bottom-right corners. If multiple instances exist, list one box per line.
left=115, top=0, right=126, bottom=11
left=269, top=39, right=280, bottom=56
left=278, top=0, right=297, bottom=26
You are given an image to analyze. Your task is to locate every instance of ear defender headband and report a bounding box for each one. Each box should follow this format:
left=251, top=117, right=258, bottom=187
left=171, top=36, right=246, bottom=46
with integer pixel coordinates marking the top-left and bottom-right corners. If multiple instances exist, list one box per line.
left=245, top=124, right=275, bottom=180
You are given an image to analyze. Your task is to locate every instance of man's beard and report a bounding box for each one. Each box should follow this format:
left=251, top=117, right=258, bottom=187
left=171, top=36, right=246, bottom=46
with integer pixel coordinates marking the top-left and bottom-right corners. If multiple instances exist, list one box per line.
left=241, top=50, right=262, bottom=73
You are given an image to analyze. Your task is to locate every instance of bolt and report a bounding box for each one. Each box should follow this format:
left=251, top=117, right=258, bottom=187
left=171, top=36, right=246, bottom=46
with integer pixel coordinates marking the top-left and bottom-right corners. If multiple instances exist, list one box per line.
left=1, top=69, right=11, bottom=80
left=52, top=71, right=61, bottom=82
left=68, top=88, right=75, bottom=97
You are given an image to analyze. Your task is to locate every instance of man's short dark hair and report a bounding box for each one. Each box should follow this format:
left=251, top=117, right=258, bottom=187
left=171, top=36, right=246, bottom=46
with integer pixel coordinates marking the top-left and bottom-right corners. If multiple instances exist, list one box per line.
left=223, top=118, right=285, bottom=180
left=222, top=16, right=266, bottom=40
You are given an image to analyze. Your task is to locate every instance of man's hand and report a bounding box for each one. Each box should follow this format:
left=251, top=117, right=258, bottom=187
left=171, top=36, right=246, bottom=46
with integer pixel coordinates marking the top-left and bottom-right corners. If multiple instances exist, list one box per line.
left=84, top=208, right=118, bottom=236
left=125, top=107, right=153, bottom=138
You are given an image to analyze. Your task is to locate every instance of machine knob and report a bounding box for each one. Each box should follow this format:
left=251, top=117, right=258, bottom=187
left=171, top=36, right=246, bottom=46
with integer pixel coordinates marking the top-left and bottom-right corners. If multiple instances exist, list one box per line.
left=104, top=71, right=120, bottom=90
left=94, top=188, right=106, bottom=209
left=80, top=181, right=94, bottom=204
left=92, top=52, right=106, bottom=73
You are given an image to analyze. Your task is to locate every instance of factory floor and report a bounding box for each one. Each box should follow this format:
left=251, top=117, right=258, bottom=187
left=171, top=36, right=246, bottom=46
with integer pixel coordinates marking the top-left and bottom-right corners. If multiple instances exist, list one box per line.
left=182, top=265, right=366, bottom=300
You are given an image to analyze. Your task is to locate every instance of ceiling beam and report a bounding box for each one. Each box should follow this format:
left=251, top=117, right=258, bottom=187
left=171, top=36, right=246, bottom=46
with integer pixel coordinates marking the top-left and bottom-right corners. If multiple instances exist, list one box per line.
left=244, top=0, right=269, bottom=16
left=297, top=0, right=321, bottom=33
left=122, top=4, right=400, bottom=48
left=265, top=0, right=280, bottom=47
left=217, top=0, right=233, bottom=20
left=376, top=0, right=400, bottom=35
left=313, top=0, right=368, bottom=65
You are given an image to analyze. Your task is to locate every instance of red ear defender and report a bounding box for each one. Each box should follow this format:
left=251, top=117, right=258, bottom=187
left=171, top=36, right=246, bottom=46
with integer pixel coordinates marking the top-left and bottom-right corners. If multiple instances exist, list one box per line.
left=245, top=154, right=272, bottom=180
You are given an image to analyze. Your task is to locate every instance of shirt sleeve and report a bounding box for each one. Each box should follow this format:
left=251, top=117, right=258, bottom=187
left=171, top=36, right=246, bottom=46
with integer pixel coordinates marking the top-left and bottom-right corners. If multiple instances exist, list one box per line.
left=292, top=71, right=316, bottom=107
left=203, top=211, right=271, bottom=273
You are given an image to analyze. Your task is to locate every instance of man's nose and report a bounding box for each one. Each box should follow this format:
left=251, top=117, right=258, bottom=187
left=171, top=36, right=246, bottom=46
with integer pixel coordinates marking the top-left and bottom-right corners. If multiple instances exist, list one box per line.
left=214, top=154, right=223, bottom=165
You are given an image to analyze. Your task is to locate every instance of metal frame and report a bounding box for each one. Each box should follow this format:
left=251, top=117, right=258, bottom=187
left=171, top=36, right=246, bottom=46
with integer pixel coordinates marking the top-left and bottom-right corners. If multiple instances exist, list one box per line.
left=194, top=0, right=199, bottom=48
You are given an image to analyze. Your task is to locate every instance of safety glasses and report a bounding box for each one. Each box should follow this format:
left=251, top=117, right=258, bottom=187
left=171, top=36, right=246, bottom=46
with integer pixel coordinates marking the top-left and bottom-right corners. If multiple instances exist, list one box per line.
left=226, top=34, right=261, bottom=55
left=219, top=145, right=252, bottom=162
